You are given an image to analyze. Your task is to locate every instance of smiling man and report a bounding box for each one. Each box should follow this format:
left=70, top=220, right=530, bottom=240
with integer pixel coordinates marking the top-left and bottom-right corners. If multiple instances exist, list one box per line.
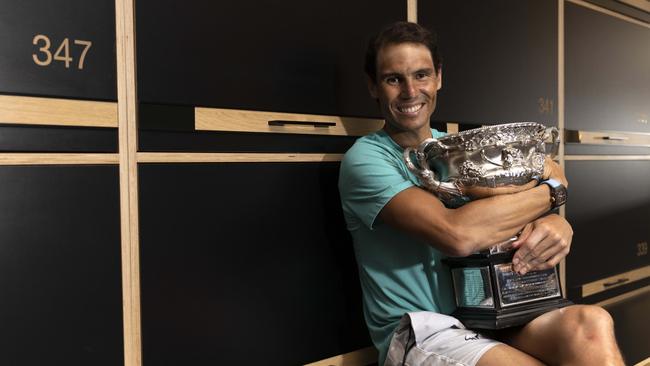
left=339, top=22, right=624, bottom=366
left=368, top=41, right=440, bottom=149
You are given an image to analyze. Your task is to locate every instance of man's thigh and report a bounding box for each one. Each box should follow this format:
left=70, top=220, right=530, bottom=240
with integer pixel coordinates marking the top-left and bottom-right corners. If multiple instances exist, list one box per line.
left=386, top=312, right=502, bottom=366
left=476, top=344, right=545, bottom=366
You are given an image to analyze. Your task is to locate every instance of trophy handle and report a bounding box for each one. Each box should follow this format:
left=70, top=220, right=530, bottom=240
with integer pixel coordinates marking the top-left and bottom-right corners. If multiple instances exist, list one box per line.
left=403, top=146, right=420, bottom=172
left=404, top=138, right=461, bottom=196
left=544, top=127, right=560, bottom=158
left=403, top=140, right=442, bottom=192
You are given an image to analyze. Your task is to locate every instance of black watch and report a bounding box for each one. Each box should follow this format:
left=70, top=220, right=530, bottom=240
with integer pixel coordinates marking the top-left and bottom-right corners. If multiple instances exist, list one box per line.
left=539, top=178, right=567, bottom=209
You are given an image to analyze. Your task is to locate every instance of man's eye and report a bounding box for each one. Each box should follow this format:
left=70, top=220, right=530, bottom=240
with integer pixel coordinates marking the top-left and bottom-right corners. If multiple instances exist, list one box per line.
left=415, top=73, right=430, bottom=80
left=385, top=77, right=400, bottom=85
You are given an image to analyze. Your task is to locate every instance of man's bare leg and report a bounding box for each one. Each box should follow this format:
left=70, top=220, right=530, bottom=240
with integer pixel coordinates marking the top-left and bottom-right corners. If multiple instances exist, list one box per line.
left=502, top=305, right=625, bottom=366
left=477, top=344, right=545, bottom=366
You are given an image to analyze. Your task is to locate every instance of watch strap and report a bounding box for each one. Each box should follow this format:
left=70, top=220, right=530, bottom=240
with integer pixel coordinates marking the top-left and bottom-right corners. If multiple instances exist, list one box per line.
left=539, top=178, right=567, bottom=209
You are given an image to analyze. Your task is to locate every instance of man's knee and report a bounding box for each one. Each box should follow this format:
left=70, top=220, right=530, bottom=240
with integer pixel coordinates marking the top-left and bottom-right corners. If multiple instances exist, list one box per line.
left=553, top=305, right=624, bottom=365
left=560, top=305, right=615, bottom=341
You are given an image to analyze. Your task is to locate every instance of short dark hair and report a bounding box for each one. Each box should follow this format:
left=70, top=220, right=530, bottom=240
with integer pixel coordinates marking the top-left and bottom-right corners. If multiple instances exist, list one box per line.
left=364, top=21, right=442, bottom=82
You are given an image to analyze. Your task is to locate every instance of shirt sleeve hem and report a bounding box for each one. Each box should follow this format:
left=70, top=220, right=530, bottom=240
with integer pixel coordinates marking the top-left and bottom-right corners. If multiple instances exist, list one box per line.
left=366, top=181, right=417, bottom=230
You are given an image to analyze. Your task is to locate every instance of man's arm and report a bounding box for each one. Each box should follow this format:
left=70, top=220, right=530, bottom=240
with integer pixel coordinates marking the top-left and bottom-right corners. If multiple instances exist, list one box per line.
left=379, top=183, right=554, bottom=257
left=379, top=157, right=572, bottom=273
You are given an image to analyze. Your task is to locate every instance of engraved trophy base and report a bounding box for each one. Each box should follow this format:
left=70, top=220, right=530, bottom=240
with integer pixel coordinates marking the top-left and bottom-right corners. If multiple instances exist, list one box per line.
left=444, top=250, right=572, bottom=330
left=451, top=297, right=572, bottom=330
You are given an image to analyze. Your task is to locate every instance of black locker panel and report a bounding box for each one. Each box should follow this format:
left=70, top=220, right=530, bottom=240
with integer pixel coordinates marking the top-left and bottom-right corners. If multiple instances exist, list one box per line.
left=136, top=0, right=405, bottom=118
left=0, top=125, right=117, bottom=152
left=139, top=129, right=357, bottom=153
left=565, top=160, right=650, bottom=289
left=0, top=0, right=117, bottom=100
left=418, top=0, right=558, bottom=125
left=0, top=166, right=123, bottom=365
left=139, top=163, right=369, bottom=365
left=565, top=2, right=650, bottom=133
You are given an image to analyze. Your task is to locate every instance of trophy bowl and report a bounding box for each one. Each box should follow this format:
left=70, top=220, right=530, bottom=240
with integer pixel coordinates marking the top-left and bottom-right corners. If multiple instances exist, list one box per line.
left=404, top=122, right=559, bottom=206
left=403, top=122, right=571, bottom=329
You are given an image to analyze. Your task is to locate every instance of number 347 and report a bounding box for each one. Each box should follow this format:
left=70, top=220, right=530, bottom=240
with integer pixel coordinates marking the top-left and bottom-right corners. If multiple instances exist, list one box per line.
left=32, top=34, right=92, bottom=70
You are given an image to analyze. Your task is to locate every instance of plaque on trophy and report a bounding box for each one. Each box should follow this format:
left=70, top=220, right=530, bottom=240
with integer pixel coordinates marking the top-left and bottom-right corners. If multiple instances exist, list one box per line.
left=404, top=122, right=572, bottom=329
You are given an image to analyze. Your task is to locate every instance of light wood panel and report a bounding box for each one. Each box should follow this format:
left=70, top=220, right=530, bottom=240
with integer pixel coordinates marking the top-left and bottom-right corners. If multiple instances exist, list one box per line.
left=407, top=0, right=417, bottom=22
left=568, top=0, right=650, bottom=28
left=0, top=95, right=117, bottom=127
left=618, top=0, right=650, bottom=13
left=596, top=285, right=650, bottom=308
left=634, top=356, right=650, bottom=366
left=115, top=0, right=142, bottom=364
left=137, top=152, right=343, bottom=163
left=583, top=266, right=650, bottom=297
left=565, top=129, right=650, bottom=147
left=304, top=346, right=377, bottom=366
left=565, top=155, right=650, bottom=160
left=0, top=153, right=118, bottom=165
left=445, top=123, right=459, bottom=134
left=195, top=107, right=384, bottom=137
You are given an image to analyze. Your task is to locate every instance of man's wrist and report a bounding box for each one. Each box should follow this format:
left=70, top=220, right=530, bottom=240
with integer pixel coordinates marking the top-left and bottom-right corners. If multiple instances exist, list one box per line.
left=538, top=178, right=568, bottom=209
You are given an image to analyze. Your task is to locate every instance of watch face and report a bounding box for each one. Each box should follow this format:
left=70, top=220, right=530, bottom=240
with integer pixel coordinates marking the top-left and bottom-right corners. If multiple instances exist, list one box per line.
left=555, top=187, right=568, bottom=206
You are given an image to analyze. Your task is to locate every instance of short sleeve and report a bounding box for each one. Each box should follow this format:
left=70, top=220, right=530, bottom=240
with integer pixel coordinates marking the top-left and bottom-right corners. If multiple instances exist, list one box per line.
left=338, top=139, right=415, bottom=231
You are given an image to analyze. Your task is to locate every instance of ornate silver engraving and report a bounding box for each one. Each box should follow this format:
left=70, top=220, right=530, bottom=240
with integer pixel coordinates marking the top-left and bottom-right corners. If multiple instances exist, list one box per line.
left=501, top=147, right=524, bottom=169
left=403, top=122, right=559, bottom=205
left=459, top=161, right=485, bottom=179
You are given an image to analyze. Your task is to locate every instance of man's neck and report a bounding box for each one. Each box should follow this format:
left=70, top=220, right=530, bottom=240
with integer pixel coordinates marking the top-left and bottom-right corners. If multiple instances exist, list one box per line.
left=384, top=126, right=433, bottom=149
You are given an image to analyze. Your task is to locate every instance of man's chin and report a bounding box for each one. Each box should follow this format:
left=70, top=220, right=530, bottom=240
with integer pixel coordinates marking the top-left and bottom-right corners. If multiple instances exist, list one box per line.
left=392, top=118, right=429, bottom=131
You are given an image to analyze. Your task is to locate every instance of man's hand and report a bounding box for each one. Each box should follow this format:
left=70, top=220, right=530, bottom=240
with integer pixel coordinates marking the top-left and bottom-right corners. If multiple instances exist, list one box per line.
left=543, top=157, right=568, bottom=188
left=511, top=214, right=573, bottom=275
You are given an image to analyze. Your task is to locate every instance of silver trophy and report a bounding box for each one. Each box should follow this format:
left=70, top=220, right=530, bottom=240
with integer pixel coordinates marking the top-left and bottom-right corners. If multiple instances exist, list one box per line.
left=403, top=122, right=559, bottom=206
left=403, top=122, right=571, bottom=329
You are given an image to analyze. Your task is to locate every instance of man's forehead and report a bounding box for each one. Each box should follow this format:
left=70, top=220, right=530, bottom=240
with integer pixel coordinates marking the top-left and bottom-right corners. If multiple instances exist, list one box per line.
left=376, top=43, right=434, bottom=72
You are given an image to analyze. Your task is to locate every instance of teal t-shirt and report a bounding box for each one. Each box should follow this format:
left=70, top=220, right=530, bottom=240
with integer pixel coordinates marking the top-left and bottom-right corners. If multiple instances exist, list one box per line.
left=338, top=129, right=456, bottom=365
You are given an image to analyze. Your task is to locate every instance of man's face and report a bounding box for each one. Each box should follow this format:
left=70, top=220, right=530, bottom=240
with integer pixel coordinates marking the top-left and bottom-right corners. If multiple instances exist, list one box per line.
left=369, top=42, right=442, bottom=138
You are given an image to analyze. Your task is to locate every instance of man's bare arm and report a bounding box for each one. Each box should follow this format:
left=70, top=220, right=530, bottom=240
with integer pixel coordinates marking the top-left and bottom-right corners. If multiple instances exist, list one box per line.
left=379, top=183, right=553, bottom=257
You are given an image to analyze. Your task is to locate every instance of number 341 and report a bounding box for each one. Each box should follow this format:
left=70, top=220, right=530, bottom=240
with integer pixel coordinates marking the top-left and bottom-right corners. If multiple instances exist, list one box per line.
left=32, top=34, right=92, bottom=70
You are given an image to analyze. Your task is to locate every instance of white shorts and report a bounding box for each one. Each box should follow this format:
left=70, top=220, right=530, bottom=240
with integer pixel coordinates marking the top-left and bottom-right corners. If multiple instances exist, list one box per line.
left=384, top=312, right=502, bottom=366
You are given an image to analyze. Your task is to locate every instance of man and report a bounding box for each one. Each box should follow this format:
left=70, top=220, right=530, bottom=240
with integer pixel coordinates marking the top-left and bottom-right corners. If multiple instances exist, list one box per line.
left=339, top=22, right=624, bottom=366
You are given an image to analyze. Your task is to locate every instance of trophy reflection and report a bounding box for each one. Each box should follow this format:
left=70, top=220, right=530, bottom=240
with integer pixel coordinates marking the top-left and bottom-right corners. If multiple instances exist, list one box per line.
left=404, top=122, right=571, bottom=329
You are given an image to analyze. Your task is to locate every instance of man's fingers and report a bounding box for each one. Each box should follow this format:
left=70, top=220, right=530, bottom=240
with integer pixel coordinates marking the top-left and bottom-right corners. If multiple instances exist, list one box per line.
left=512, top=215, right=573, bottom=275
left=528, top=249, right=569, bottom=272
left=521, top=234, right=554, bottom=263
left=533, top=236, right=568, bottom=265
left=524, top=249, right=556, bottom=270
left=512, top=223, right=533, bottom=248
left=513, top=229, right=549, bottom=272
left=516, top=234, right=571, bottom=274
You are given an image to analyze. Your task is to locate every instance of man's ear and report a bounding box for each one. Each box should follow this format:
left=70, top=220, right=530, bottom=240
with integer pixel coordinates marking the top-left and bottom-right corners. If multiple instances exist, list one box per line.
left=367, top=75, right=378, bottom=99
left=436, top=68, right=443, bottom=91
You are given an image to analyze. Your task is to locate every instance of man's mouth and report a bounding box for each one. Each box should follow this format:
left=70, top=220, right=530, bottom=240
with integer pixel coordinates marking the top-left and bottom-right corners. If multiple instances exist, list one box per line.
left=396, top=103, right=424, bottom=114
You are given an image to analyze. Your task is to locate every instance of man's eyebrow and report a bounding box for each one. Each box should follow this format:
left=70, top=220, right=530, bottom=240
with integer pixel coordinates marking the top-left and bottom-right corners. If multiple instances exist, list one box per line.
left=379, top=68, right=435, bottom=79
left=414, top=68, right=435, bottom=74
left=379, top=72, right=402, bottom=79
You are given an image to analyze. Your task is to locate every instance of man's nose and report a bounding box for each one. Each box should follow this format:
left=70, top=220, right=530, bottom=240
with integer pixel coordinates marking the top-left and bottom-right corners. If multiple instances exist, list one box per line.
left=400, top=79, right=417, bottom=98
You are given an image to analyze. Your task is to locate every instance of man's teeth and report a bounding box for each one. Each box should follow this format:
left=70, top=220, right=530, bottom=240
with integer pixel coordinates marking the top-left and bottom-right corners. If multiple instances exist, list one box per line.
left=398, top=104, right=423, bottom=113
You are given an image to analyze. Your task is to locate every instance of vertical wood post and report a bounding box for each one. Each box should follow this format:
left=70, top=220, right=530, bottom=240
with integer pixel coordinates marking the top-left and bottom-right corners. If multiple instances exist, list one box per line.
left=115, top=0, right=142, bottom=365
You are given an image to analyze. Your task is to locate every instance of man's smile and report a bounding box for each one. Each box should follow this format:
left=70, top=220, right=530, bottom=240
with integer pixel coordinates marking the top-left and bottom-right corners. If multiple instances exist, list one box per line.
left=395, top=102, right=425, bottom=115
